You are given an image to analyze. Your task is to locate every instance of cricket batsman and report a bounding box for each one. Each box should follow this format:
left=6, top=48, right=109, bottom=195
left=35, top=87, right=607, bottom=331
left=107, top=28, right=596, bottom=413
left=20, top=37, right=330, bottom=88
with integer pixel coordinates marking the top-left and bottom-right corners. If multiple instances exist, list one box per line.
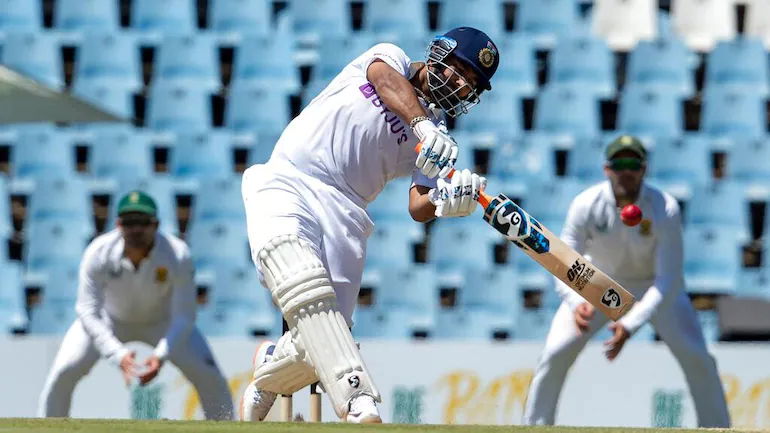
left=239, top=27, right=500, bottom=422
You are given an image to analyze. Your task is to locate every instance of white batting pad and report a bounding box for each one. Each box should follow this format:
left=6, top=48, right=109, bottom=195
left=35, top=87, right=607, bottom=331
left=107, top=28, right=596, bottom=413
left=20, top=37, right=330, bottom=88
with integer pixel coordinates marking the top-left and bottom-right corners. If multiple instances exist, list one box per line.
left=259, top=235, right=381, bottom=418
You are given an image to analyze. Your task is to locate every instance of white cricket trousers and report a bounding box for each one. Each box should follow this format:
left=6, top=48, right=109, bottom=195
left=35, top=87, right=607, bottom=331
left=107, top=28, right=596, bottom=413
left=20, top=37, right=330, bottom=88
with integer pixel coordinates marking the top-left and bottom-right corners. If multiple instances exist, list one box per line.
left=38, top=318, right=233, bottom=420
left=522, top=290, right=730, bottom=427
left=241, top=162, right=373, bottom=325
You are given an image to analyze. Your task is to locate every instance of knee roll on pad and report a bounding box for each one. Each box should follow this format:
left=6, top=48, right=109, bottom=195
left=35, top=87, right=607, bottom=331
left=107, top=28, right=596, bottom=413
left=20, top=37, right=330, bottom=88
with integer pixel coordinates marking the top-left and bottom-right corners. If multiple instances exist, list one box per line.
left=259, top=235, right=381, bottom=418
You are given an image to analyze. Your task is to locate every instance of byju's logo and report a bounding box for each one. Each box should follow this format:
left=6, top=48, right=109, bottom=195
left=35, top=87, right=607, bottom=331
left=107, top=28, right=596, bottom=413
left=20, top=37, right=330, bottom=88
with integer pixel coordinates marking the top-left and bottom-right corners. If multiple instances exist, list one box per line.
left=359, top=83, right=408, bottom=145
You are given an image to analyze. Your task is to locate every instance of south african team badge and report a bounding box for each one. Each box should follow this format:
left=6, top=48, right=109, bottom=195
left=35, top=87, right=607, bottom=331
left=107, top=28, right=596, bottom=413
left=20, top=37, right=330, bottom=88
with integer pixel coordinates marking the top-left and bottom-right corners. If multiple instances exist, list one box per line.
left=155, top=267, right=168, bottom=283
left=640, top=219, right=652, bottom=236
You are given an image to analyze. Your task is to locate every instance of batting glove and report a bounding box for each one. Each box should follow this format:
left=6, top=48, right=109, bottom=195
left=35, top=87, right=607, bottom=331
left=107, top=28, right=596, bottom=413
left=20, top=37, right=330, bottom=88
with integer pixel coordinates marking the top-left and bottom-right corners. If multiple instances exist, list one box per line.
left=413, top=119, right=459, bottom=179
left=428, top=169, right=486, bottom=217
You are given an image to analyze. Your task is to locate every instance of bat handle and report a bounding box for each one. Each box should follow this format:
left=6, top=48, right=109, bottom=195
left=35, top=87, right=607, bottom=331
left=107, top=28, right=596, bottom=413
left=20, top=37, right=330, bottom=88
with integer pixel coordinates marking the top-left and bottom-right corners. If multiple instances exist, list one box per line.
left=414, top=142, right=491, bottom=208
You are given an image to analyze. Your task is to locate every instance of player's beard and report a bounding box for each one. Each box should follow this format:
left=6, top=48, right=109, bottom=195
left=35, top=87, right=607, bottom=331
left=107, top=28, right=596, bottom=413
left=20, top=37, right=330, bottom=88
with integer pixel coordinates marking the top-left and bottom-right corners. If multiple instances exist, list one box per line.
left=612, top=175, right=642, bottom=204
left=124, top=232, right=153, bottom=250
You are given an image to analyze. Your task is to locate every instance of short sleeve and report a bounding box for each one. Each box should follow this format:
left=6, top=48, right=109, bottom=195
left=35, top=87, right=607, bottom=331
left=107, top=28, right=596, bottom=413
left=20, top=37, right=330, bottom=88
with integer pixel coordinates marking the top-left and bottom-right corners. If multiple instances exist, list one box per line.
left=358, top=43, right=411, bottom=78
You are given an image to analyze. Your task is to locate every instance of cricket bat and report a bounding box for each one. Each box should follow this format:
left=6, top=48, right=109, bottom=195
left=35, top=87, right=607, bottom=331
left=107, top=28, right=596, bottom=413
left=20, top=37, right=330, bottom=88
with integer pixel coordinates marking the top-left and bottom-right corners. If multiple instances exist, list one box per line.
left=416, top=144, right=635, bottom=320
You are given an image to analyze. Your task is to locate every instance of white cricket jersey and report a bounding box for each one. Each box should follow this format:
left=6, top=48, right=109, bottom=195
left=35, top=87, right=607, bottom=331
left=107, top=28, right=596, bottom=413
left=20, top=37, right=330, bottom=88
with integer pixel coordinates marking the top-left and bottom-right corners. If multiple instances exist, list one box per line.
left=269, top=43, right=439, bottom=207
left=75, top=229, right=197, bottom=363
left=556, top=181, right=684, bottom=333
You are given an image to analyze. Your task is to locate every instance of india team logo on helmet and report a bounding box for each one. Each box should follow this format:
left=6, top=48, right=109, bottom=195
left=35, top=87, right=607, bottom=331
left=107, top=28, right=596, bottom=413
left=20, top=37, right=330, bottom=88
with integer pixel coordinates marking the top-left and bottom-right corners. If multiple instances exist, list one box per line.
left=478, top=41, right=498, bottom=68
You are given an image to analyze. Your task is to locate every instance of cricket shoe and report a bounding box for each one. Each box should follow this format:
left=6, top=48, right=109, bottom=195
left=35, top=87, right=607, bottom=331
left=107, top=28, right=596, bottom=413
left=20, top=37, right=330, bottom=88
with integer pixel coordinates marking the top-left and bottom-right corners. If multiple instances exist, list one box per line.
left=239, top=341, right=277, bottom=421
left=345, top=394, right=382, bottom=423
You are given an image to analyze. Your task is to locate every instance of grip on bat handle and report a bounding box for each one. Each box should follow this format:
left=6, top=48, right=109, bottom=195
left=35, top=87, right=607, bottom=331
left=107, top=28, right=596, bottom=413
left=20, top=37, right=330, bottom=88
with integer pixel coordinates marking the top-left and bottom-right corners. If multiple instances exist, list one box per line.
left=414, top=142, right=492, bottom=208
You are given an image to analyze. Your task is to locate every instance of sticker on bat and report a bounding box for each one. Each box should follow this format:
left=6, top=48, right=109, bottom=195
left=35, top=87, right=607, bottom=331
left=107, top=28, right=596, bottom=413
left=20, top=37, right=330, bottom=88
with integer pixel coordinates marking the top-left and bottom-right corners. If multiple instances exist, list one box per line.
left=483, top=195, right=530, bottom=241
left=567, top=259, right=595, bottom=291
left=601, top=288, right=623, bottom=309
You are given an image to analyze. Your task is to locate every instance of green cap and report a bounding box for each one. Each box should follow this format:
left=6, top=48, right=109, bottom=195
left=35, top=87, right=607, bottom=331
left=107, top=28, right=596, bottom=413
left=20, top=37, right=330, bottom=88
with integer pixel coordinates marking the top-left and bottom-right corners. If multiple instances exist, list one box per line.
left=117, top=190, right=157, bottom=217
left=605, top=135, right=647, bottom=161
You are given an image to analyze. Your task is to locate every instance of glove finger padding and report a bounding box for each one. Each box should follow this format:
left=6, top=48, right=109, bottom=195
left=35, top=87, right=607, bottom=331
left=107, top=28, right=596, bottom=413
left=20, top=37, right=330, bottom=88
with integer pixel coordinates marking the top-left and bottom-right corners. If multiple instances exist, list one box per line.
left=437, top=138, right=458, bottom=179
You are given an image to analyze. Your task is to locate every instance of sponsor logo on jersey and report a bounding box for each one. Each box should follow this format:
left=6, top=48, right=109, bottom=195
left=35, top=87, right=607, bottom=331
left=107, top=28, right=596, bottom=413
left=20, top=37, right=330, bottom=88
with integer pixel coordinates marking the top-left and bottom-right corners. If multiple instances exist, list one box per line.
left=359, top=83, right=409, bottom=145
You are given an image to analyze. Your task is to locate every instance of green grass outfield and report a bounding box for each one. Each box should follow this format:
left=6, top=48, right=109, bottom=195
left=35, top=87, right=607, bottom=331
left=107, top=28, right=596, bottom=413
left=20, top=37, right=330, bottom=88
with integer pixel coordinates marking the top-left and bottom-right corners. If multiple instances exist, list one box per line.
left=0, top=419, right=753, bottom=433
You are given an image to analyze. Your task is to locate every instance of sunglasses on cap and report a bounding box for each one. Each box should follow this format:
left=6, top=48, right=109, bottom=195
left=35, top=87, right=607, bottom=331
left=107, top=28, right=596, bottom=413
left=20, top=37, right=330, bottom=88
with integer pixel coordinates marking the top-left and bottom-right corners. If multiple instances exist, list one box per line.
left=608, top=157, right=644, bottom=172
left=119, top=216, right=155, bottom=227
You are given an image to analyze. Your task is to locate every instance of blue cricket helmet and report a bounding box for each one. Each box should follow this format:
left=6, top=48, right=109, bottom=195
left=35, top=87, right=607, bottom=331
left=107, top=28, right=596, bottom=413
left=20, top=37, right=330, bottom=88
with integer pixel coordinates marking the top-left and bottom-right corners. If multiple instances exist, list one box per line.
left=440, top=26, right=499, bottom=91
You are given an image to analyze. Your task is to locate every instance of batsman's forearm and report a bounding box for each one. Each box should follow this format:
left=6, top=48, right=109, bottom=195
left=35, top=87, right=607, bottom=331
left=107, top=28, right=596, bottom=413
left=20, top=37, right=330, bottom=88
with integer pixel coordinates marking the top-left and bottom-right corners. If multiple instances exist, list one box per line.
left=367, top=61, right=428, bottom=125
left=408, top=185, right=437, bottom=222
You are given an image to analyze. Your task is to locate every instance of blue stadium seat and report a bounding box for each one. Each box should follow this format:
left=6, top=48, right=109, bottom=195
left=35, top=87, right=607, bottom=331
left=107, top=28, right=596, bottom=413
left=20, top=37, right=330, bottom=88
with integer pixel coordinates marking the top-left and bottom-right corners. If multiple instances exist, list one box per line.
left=437, top=0, right=505, bottom=35
left=247, top=133, right=277, bottom=164
left=37, top=262, right=80, bottom=301
left=454, top=83, right=523, bottom=141
left=493, top=33, right=537, bottom=97
left=288, top=0, right=351, bottom=45
left=627, top=37, right=696, bottom=98
left=187, top=218, right=252, bottom=270
left=232, top=33, right=300, bottom=89
left=535, top=84, right=600, bottom=138
left=618, top=85, right=683, bottom=139
left=109, top=176, right=180, bottom=235
left=647, top=136, right=710, bottom=185
left=90, top=126, right=153, bottom=182
left=684, top=226, right=742, bottom=295
left=13, top=126, right=76, bottom=179
left=25, top=219, right=91, bottom=270
left=0, top=261, right=28, bottom=333
left=515, top=307, right=554, bottom=340
left=2, top=32, right=63, bottom=88
left=548, top=35, right=614, bottom=98
left=27, top=176, right=93, bottom=230
left=75, top=32, right=141, bottom=89
left=366, top=177, right=413, bottom=221
left=0, top=0, right=42, bottom=30
left=225, top=81, right=293, bottom=134
left=429, top=216, right=501, bottom=276
left=487, top=134, right=558, bottom=181
left=155, top=34, right=220, bottom=90
left=147, top=82, right=212, bottom=131
left=525, top=177, right=588, bottom=234
left=209, top=0, right=272, bottom=35
left=170, top=131, right=233, bottom=179
left=55, top=0, right=119, bottom=31
left=701, top=86, right=766, bottom=139
left=132, top=0, right=196, bottom=33
left=683, top=181, right=750, bottom=240
left=190, top=175, right=245, bottom=223
left=706, top=37, right=769, bottom=97
left=73, top=78, right=136, bottom=118
left=197, top=264, right=281, bottom=337
left=302, top=34, right=377, bottom=104
left=517, top=0, right=580, bottom=48
left=27, top=296, right=77, bottom=334
left=366, top=219, right=423, bottom=268
left=565, top=137, right=606, bottom=183
left=0, top=175, right=12, bottom=239
left=353, top=264, right=439, bottom=338
left=433, top=267, right=519, bottom=339
left=725, top=139, right=770, bottom=183
left=363, top=0, right=428, bottom=38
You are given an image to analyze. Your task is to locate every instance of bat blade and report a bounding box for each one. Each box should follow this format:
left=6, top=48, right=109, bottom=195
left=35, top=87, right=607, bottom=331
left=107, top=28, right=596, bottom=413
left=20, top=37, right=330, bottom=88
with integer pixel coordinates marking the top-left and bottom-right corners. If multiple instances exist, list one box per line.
left=412, top=142, right=635, bottom=319
left=483, top=193, right=635, bottom=320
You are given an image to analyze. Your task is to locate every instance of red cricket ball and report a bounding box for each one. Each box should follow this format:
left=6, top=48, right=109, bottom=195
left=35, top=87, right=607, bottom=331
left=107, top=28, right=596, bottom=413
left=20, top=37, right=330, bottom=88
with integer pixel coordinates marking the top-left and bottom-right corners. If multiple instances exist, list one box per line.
left=620, top=204, right=643, bottom=227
